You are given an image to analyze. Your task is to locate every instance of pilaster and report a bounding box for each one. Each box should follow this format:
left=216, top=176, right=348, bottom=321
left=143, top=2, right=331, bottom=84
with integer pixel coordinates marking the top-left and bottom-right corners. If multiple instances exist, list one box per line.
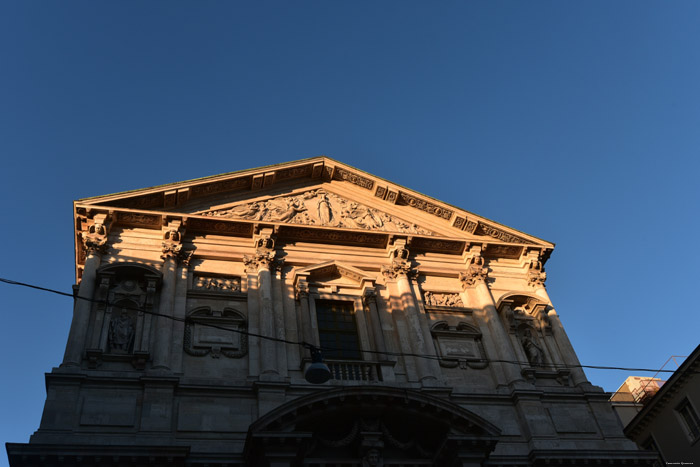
left=459, top=247, right=522, bottom=386
left=62, top=213, right=110, bottom=367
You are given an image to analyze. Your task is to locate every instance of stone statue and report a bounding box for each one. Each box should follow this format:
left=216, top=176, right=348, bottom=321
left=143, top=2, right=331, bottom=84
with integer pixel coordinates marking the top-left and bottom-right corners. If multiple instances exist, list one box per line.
left=109, top=309, right=135, bottom=353
left=317, top=191, right=333, bottom=224
left=521, top=329, right=543, bottom=366
left=361, top=448, right=383, bottom=467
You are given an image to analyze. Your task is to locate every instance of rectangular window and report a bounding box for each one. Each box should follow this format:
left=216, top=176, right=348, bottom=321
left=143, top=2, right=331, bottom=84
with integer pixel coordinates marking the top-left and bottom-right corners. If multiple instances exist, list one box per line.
left=315, top=300, right=361, bottom=360
left=676, top=398, right=700, bottom=442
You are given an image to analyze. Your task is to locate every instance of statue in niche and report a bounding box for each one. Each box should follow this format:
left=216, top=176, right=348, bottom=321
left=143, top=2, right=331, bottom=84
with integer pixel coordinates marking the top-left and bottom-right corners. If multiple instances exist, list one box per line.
left=361, top=448, right=384, bottom=467
left=521, top=329, right=544, bottom=366
left=108, top=308, right=135, bottom=353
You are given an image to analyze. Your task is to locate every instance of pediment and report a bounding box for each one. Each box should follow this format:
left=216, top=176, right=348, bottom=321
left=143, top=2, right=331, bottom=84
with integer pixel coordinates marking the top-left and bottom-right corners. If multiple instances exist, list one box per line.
left=195, top=188, right=438, bottom=236
left=293, top=261, right=374, bottom=287
left=74, top=157, right=554, bottom=268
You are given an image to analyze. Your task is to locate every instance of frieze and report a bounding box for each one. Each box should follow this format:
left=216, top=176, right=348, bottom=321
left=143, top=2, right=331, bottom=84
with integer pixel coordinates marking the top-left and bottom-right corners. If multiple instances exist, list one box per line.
left=483, top=245, right=523, bottom=259
left=117, top=212, right=161, bottom=228
left=464, top=220, right=478, bottom=234
left=189, top=176, right=252, bottom=197
left=275, top=164, right=313, bottom=181
left=200, top=189, right=434, bottom=235
left=193, top=274, right=242, bottom=292
left=397, top=192, right=453, bottom=220
left=187, top=218, right=254, bottom=236
left=423, top=291, right=464, bottom=307
left=453, top=216, right=466, bottom=229
left=108, top=193, right=163, bottom=210
left=476, top=222, right=528, bottom=244
left=410, top=237, right=465, bottom=254
left=374, top=185, right=387, bottom=200
left=280, top=226, right=388, bottom=247
left=332, top=167, right=374, bottom=190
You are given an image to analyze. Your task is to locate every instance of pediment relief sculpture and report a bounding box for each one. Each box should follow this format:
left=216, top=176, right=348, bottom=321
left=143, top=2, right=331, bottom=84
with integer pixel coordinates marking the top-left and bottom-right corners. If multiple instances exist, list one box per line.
left=197, top=189, right=435, bottom=235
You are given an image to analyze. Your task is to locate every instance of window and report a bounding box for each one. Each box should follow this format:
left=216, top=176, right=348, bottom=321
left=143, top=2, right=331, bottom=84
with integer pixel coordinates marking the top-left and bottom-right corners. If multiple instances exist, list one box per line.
left=676, top=398, right=700, bottom=442
left=315, top=300, right=361, bottom=360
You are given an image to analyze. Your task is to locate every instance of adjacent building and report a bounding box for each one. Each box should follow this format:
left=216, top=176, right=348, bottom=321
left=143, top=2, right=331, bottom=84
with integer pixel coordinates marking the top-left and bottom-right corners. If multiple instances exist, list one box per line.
left=622, top=345, right=700, bottom=464
left=6, top=157, right=656, bottom=466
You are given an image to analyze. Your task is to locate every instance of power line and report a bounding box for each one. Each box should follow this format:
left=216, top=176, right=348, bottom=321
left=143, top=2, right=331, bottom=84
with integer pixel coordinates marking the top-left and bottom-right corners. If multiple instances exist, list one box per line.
left=0, top=277, right=689, bottom=375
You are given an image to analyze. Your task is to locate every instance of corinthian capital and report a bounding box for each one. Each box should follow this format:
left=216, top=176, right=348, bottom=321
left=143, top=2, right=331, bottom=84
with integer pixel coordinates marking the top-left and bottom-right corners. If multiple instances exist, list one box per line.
left=460, top=255, right=487, bottom=288
left=295, top=280, right=309, bottom=300
left=527, top=260, right=547, bottom=288
left=381, top=262, right=413, bottom=280
left=362, top=287, right=377, bottom=306
left=243, top=249, right=276, bottom=273
left=82, top=214, right=111, bottom=255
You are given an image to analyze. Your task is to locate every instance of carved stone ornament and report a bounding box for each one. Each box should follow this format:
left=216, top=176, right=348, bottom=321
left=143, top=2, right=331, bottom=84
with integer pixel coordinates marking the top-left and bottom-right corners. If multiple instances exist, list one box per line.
left=527, top=260, right=547, bottom=288
left=198, top=189, right=434, bottom=235
left=82, top=217, right=110, bottom=254
left=431, top=322, right=488, bottom=370
left=108, top=308, right=136, bottom=354
left=184, top=308, right=248, bottom=359
left=381, top=247, right=414, bottom=279
left=459, top=256, right=487, bottom=288
left=519, top=327, right=545, bottom=367
left=161, top=241, right=183, bottom=261
left=193, top=274, right=242, bottom=292
left=423, top=291, right=464, bottom=308
left=243, top=249, right=276, bottom=272
left=295, top=278, right=310, bottom=300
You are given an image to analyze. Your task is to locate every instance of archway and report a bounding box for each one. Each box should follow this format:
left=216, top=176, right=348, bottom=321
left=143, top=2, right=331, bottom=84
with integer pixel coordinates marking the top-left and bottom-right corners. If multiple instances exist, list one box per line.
left=244, top=386, right=500, bottom=466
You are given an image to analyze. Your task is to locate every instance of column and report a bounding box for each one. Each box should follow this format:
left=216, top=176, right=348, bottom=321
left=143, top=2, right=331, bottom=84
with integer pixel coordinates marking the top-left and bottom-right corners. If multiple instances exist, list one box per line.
left=245, top=259, right=261, bottom=378
left=382, top=242, right=437, bottom=385
left=362, top=288, right=387, bottom=355
left=528, top=267, right=588, bottom=386
left=62, top=216, right=108, bottom=367
left=170, top=255, right=191, bottom=373
left=151, top=223, right=183, bottom=371
left=460, top=254, right=522, bottom=385
left=272, top=261, right=288, bottom=378
left=256, top=253, right=278, bottom=379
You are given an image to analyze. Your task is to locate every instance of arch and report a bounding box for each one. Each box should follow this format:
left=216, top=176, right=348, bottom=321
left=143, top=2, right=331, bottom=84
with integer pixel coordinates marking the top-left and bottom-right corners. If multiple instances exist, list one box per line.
left=245, top=386, right=500, bottom=466
left=495, top=292, right=547, bottom=311
left=98, top=261, right=162, bottom=280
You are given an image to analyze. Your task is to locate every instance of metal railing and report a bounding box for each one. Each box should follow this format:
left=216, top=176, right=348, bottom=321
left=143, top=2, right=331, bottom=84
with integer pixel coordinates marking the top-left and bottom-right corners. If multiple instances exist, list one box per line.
left=327, top=360, right=383, bottom=382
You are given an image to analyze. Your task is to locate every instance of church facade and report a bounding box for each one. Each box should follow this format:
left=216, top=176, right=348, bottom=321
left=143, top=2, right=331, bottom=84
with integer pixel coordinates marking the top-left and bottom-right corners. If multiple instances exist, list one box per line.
left=6, top=158, right=655, bottom=466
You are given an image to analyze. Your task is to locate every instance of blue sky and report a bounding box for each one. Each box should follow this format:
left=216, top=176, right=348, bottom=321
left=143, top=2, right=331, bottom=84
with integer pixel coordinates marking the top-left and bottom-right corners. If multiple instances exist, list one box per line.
left=1, top=2, right=699, bottom=457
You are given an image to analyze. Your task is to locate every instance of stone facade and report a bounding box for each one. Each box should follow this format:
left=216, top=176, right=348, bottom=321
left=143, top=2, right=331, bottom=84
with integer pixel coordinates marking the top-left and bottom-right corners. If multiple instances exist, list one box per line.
left=6, top=158, right=655, bottom=466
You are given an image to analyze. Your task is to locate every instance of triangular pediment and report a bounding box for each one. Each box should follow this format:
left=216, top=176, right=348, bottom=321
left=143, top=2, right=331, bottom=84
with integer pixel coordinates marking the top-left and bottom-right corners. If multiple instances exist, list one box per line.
left=194, top=188, right=437, bottom=236
left=293, top=260, right=375, bottom=287
left=74, top=157, right=554, bottom=258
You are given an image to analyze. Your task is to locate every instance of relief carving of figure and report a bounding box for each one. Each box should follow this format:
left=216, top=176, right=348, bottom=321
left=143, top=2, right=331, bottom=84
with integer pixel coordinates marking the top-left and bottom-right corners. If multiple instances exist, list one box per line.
left=317, top=191, right=333, bottom=224
left=109, top=309, right=135, bottom=353
left=361, top=448, right=383, bottom=467
left=343, top=202, right=383, bottom=229
left=198, top=190, right=434, bottom=235
left=521, top=329, right=544, bottom=366
left=269, top=197, right=307, bottom=222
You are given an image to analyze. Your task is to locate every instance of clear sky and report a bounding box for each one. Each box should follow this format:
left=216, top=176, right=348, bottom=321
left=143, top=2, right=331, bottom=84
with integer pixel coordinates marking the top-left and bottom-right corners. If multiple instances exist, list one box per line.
left=1, top=2, right=699, bottom=458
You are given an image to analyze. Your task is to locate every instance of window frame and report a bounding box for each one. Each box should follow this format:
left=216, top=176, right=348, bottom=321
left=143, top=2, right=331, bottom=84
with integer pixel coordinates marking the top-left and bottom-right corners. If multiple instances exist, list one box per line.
left=310, top=293, right=371, bottom=361
left=675, top=397, right=700, bottom=444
